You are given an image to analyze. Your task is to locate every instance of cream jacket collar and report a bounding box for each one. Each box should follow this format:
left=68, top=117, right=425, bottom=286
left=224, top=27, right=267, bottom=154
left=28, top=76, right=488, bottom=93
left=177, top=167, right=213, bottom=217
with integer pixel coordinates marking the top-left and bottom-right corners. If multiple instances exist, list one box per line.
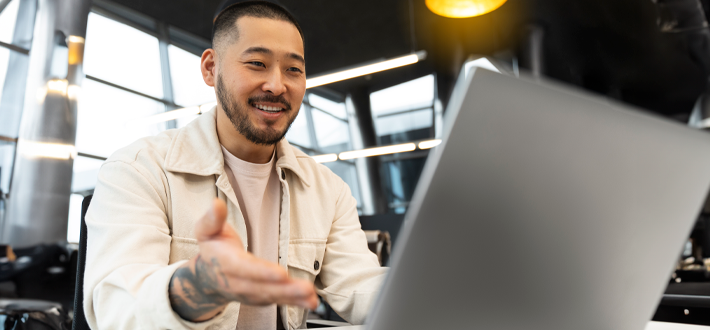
left=163, top=107, right=310, bottom=187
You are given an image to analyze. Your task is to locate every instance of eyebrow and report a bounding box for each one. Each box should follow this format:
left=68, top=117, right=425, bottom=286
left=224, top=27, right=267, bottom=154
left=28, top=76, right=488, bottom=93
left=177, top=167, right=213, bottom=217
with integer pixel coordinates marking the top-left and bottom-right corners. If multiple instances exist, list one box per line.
left=243, top=46, right=305, bottom=65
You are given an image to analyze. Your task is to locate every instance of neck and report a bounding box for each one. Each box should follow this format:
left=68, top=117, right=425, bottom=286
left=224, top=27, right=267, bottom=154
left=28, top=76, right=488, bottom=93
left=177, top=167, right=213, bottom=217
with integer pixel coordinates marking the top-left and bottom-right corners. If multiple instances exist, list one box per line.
left=216, top=107, right=276, bottom=164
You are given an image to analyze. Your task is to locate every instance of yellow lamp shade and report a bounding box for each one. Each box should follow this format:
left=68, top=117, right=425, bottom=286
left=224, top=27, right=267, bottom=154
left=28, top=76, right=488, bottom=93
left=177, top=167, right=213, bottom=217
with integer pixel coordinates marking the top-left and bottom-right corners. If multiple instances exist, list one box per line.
left=426, top=0, right=507, bottom=18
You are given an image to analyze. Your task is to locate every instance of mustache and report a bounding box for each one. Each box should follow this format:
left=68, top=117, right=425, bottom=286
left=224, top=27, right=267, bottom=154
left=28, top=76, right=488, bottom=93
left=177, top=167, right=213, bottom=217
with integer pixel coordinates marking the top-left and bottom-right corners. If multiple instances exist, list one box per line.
left=248, top=95, right=292, bottom=111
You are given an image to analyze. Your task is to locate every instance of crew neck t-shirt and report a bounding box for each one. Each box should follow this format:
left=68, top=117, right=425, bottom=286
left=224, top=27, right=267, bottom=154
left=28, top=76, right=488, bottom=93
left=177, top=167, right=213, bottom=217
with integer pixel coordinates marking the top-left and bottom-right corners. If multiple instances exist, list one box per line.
left=221, top=146, right=281, bottom=330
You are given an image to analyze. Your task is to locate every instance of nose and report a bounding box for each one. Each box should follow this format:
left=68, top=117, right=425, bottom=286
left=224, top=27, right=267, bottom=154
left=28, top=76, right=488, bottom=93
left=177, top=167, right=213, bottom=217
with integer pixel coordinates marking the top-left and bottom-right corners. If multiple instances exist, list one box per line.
left=262, top=68, right=287, bottom=96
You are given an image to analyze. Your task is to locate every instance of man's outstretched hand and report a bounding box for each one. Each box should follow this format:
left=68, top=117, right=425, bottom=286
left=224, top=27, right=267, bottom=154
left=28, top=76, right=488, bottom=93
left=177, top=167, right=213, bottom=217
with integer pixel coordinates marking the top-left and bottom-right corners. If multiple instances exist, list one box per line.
left=168, top=198, right=319, bottom=322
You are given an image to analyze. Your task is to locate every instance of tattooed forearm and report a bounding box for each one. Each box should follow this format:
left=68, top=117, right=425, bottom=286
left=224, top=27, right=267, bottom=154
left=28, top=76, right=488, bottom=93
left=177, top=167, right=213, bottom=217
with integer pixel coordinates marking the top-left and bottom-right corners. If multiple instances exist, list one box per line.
left=169, top=255, right=230, bottom=322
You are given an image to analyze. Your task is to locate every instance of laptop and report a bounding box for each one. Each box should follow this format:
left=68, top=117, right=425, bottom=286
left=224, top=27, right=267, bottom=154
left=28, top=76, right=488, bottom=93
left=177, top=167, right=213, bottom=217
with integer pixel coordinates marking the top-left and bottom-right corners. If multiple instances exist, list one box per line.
left=355, top=69, right=710, bottom=330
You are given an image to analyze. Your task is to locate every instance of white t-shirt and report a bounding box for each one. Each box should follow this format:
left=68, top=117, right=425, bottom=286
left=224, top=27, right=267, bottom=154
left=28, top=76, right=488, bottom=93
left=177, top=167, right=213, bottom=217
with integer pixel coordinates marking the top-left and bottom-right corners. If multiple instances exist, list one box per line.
left=221, top=146, right=281, bottom=330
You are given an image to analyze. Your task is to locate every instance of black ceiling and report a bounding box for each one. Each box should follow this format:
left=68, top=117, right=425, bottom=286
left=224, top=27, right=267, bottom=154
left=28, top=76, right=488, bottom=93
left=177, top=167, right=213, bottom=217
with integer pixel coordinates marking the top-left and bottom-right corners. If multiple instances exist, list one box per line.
left=105, top=0, right=710, bottom=119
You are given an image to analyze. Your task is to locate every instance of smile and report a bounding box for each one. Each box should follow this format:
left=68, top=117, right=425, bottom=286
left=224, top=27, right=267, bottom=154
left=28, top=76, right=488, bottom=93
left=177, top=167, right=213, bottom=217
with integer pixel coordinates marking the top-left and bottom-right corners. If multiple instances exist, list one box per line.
left=254, top=103, right=284, bottom=113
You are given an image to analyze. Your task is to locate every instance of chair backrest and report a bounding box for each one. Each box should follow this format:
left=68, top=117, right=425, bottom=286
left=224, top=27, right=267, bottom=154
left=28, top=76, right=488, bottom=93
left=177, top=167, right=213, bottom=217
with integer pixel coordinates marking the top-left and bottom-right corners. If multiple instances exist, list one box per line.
left=72, top=195, right=92, bottom=330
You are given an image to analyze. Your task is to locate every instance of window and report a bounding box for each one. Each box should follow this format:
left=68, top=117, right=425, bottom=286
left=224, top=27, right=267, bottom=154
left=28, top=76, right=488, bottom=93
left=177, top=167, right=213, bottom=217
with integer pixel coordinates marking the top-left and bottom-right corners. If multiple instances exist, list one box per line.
left=284, top=93, right=362, bottom=209
left=0, top=47, right=9, bottom=106
left=0, top=0, right=20, bottom=45
left=311, top=108, right=350, bottom=150
left=168, top=44, right=215, bottom=107
left=370, top=75, right=435, bottom=144
left=0, top=144, right=14, bottom=194
left=382, top=157, right=428, bottom=214
left=308, top=94, right=351, bottom=152
left=368, top=75, right=437, bottom=213
left=0, top=0, right=29, bottom=196
left=76, top=79, right=166, bottom=158
left=323, top=161, right=361, bottom=209
left=309, top=94, right=347, bottom=120
left=374, top=108, right=432, bottom=137
left=285, top=104, right=311, bottom=148
left=84, top=12, right=164, bottom=98
left=67, top=193, right=85, bottom=244
left=72, top=156, right=105, bottom=193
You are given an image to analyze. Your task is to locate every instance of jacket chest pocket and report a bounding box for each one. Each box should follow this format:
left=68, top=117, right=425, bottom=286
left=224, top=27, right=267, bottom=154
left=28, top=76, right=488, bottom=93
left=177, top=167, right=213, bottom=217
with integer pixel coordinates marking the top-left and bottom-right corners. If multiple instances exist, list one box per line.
left=287, top=239, right=326, bottom=329
left=287, top=239, right=326, bottom=279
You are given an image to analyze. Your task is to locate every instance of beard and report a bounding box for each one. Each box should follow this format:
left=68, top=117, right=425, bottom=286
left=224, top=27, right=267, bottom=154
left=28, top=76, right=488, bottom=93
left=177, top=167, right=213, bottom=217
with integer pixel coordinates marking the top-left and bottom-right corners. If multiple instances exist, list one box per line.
left=216, top=73, right=298, bottom=146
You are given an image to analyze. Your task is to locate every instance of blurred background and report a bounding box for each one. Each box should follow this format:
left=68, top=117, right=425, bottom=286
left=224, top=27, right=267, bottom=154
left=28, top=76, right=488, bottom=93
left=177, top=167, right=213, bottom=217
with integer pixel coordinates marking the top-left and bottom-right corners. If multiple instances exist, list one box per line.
left=2, top=0, right=710, bottom=326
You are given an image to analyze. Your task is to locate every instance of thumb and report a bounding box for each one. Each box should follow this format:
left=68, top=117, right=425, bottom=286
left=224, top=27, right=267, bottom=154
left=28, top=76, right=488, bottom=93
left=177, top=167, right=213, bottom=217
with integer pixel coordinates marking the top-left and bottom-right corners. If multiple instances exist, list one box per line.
left=196, top=198, right=228, bottom=241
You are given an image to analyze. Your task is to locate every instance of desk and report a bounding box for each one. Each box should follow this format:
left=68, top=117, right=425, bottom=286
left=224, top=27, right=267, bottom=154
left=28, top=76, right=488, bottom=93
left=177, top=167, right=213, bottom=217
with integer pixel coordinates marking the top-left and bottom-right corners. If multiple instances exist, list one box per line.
left=317, top=322, right=710, bottom=329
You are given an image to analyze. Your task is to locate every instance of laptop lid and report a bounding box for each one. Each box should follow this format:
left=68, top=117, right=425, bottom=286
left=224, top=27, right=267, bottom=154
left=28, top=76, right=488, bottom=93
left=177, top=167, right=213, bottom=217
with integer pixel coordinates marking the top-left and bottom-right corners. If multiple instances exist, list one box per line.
left=365, top=69, right=710, bottom=330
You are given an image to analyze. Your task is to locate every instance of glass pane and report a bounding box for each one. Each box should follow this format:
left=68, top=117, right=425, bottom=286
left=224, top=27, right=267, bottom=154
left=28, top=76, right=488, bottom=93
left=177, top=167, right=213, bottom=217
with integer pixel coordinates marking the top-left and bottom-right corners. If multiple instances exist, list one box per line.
left=382, top=157, right=427, bottom=214
left=375, top=108, right=433, bottom=136
left=76, top=79, right=166, bottom=158
left=323, top=161, right=361, bottom=208
left=0, top=144, right=15, bottom=193
left=309, top=93, right=347, bottom=120
left=72, top=155, right=104, bottom=192
left=84, top=13, right=163, bottom=98
left=387, top=162, right=406, bottom=214
left=67, top=193, right=84, bottom=243
left=0, top=47, right=9, bottom=106
left=0, top=0, right=20, bottom=45
left=312, top=108, right=350, bottom=151
left=370, top=74, right=435, bottom=117
left=285, top=104, right=311, bottom=148
left=168, top=45, right=215, bottom=107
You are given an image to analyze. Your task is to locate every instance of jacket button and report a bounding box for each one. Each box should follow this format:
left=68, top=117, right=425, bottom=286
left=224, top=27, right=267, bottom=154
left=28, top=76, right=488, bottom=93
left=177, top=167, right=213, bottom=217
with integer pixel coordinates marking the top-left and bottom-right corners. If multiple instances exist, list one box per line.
left=281, top=171, right=286, bottom=180
left=314, top=260, right=320, bottom=271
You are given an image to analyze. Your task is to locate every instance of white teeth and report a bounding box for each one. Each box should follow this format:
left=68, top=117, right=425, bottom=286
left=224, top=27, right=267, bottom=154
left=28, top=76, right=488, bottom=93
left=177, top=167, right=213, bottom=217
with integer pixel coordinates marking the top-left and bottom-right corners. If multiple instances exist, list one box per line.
left=255, top=104, right=283, bottom=112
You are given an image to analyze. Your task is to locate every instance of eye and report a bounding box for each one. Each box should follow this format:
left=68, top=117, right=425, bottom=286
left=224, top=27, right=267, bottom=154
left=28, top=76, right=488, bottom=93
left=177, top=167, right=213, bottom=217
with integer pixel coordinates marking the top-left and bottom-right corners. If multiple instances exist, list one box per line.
left=288, top=67, right=304, bottom=73
left=249, top=61, right=266, bottom=68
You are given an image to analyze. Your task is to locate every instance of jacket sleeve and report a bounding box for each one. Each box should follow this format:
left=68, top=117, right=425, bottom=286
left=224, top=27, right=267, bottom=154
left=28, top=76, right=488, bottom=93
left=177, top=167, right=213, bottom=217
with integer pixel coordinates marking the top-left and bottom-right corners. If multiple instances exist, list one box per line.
left=83, top=159, right=226, bottom=330
left=314, top=178, right=388, bottom=325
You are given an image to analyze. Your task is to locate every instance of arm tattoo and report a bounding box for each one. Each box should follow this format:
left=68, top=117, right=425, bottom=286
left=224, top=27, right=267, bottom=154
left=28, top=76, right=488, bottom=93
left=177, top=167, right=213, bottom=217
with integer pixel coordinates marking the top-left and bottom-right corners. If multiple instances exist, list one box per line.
left=169, top=255, right=230, bottom=321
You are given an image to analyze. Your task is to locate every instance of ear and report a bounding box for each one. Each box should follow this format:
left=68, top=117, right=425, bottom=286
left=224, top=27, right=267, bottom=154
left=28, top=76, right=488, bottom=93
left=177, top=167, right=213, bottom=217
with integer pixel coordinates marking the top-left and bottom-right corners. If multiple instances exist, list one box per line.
left=201, top=48, right=217, bottom=87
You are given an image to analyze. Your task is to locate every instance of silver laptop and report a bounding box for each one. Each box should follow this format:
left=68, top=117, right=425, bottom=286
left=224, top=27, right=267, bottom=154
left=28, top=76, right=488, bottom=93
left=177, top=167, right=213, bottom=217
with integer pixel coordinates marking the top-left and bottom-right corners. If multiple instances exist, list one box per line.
left=363, top=69, right=710, bottom=330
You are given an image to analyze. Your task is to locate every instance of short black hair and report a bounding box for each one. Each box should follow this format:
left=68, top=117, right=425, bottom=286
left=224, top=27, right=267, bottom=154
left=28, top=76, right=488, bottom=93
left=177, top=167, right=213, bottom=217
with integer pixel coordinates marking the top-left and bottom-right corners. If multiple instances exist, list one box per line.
left=212, top=1, right=304, bottom=51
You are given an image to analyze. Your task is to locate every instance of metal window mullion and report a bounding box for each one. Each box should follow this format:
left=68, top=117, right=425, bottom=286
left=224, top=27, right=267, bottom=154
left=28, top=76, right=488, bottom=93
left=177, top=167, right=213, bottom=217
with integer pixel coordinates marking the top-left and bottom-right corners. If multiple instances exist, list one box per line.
left=303, top=99, right=348, bottom=123
left=310, top=106, right=348, bottom=123
left=90, top=2, right=158, bottom=38
left=85, top=74, right=178, bottom=107
left=157, top=21, right=177, bottom=129
left=77, top=152, right=107, bottom=161
left=0, top=41, right=29, bottom=54
left=375, top=106, right=434, bottom=119
left=0, top=0, right=11, bottom=15
left=0, top=0, right=36, bottom=209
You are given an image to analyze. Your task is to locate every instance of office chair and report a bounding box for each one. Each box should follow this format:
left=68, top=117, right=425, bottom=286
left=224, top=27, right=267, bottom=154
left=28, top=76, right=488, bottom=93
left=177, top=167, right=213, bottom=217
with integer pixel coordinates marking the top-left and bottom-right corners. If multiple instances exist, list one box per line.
left=72, top=195, right=92, bottom=330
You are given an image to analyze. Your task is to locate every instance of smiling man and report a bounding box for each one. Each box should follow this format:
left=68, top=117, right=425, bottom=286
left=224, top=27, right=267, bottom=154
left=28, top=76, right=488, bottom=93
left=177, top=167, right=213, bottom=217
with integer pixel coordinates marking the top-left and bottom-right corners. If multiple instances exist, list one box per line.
left=82, top=1, right=386, bottom=329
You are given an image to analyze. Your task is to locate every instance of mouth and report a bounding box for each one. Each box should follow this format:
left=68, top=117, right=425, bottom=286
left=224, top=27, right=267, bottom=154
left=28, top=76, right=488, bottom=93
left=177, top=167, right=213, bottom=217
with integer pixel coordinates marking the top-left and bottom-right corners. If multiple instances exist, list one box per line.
left=252, top=102, right=286, bottom=114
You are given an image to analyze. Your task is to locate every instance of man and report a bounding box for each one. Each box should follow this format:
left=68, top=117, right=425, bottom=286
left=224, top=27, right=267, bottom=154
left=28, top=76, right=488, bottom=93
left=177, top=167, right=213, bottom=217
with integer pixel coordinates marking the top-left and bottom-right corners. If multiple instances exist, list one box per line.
left=83, top=2, right=386, bottom=329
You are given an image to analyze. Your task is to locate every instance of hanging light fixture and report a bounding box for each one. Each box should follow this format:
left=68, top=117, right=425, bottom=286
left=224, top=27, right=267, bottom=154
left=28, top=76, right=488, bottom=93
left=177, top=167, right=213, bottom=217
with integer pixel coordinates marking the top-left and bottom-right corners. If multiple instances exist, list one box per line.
left=426, top=0, right=507, bottom=18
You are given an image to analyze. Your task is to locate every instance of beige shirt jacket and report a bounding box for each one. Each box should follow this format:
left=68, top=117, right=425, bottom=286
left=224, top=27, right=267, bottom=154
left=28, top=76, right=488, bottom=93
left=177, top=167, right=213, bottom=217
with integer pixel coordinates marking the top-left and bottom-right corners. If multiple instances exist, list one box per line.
left=83, top=108, right=387, bottom=330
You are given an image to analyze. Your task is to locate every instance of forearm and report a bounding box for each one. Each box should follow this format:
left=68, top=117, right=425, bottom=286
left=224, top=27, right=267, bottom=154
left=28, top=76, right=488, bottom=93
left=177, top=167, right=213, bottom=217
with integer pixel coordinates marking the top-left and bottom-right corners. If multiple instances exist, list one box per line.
left=169, top=255, right=230, bottom=322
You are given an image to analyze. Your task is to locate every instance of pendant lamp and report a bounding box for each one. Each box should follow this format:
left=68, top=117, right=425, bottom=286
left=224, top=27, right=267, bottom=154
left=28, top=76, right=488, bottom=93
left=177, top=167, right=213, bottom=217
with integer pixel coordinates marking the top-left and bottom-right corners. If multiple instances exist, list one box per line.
left=426, top=0, right=507, bottom=18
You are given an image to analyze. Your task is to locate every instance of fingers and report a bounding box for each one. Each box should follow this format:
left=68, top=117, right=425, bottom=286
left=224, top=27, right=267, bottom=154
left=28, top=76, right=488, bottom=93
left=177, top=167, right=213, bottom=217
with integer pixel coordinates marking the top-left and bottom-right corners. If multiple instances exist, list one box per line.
left=196, top=198, right=229, bottom=241
left=219, top=250, right=289, bottom=282
left=224, top=277, right=319, bottom=309
left=193, top=199, right=319, bottom=310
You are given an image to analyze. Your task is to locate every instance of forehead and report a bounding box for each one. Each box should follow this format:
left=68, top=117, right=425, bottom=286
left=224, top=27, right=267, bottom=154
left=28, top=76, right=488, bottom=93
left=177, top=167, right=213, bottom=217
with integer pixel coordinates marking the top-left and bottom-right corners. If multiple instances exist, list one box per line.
left=232, top=16, right=304, bottom=57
